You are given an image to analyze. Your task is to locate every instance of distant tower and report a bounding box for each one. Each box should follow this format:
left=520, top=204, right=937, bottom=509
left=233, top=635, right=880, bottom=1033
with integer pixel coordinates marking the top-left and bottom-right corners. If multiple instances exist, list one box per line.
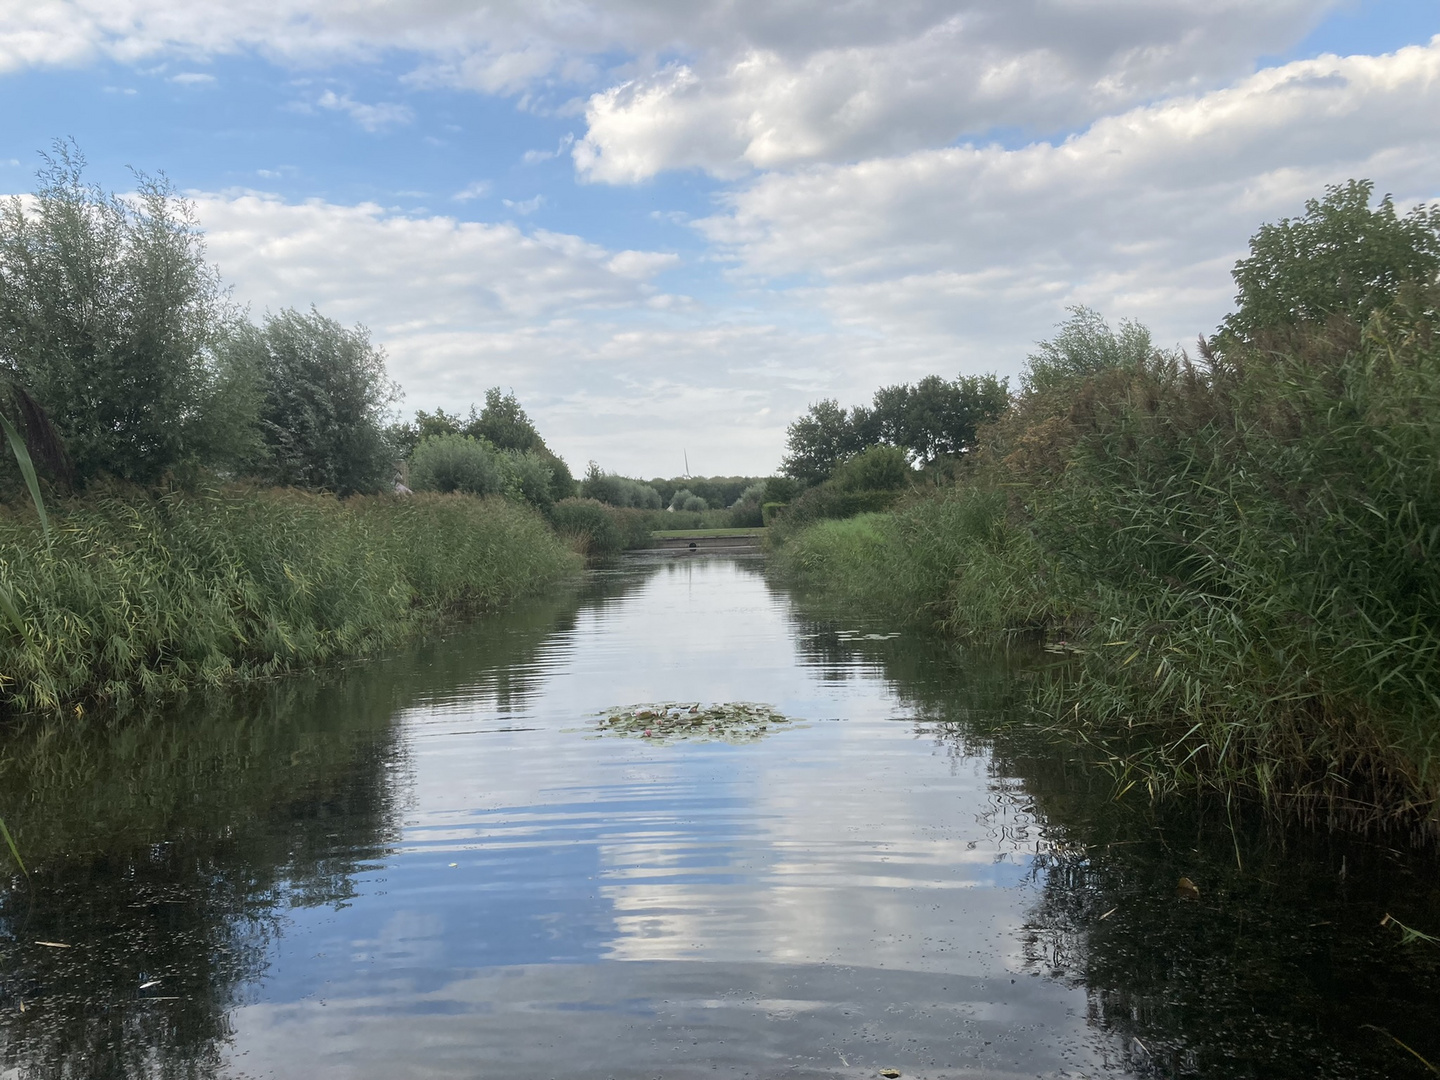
left=683, top=449, right=691, bottom=479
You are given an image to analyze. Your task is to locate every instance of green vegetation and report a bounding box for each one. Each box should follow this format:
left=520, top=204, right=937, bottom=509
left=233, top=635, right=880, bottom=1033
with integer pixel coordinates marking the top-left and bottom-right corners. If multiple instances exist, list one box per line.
left=390, top=387, right=576, bottom=504
left=580, top=464, right=663, bottom=509
left=781, top=373, right=1008, bottom=485
left=596, top=701, right=797, bottom=743
left=0, top=485, right=578, bottom=714
left=774, top=180, right=1440, bottom=838
left=0, top=147, right=604, bottom=717
left=548, top=497, right=653, bottom=557
left=226, top=307, right=399, bottom=494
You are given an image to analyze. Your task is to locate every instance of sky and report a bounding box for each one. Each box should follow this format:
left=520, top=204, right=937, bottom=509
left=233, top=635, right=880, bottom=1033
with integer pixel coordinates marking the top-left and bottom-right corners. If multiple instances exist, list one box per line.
left=2, top=0, right=1438, bottom=477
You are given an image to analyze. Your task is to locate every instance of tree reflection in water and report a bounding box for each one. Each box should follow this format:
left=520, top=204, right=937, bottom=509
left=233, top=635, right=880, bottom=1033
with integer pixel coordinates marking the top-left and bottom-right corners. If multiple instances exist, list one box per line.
left=783, top=599, right=1440, bottom=1080
left=0, top=576, right=606, bottom=1080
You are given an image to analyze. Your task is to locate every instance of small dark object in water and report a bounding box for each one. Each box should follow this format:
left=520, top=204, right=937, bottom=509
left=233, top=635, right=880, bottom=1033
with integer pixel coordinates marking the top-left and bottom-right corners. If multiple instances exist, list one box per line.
left=880, top=1070, right=902, bottom=1078
left=1176, top=876, right=1200, bottom=901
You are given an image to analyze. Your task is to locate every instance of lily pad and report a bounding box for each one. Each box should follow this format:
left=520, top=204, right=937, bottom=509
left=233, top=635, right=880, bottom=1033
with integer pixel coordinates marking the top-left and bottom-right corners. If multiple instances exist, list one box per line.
left=595, top=701, right=799, bottom=743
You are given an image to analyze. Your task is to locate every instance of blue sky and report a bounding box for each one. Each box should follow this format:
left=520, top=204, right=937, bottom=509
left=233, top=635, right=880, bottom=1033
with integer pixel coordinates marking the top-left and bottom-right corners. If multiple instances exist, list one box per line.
left=2, top=0, right=1438, bottom=476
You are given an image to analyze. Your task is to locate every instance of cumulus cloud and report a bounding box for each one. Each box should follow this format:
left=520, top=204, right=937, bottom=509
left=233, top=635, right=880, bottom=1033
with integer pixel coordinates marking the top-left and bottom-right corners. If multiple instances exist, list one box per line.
left=697, top=40, right=1440, bottom=356
left=573, top=1, right=1345, bottom=180
left=190, top=191, right=813, bottom=473
left=2, top=2, right=1339, bottom=171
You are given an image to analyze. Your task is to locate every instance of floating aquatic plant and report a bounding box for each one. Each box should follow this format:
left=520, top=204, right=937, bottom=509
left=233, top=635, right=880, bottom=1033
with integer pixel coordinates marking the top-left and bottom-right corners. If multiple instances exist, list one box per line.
left=595, top=701, right=798, bottom=743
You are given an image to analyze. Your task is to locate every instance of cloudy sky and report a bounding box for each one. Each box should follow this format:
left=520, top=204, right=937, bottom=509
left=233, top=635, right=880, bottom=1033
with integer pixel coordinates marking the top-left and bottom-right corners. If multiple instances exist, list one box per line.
left=2, top=1, right=1436, bottom=476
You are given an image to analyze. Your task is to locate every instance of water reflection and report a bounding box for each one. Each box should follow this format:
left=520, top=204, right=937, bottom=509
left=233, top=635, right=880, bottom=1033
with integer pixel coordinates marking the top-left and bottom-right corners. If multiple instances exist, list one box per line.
left=788, top=604, right=1440, bottom=1079
left=0, top=558, right=1435, bottom=1078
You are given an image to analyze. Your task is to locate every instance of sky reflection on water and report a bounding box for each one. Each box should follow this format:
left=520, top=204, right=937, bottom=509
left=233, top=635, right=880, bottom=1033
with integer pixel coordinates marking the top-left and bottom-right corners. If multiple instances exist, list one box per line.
left=5, top=556, right=1435, bottom=1079
left=224, top=557, right=1106, bottom=1077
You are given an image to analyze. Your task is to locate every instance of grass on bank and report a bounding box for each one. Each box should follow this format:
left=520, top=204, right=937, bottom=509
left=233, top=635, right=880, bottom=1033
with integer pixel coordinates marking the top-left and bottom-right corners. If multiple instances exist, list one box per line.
left=774, top=297, right=1440, bottom=839
left=0, top=485, right=580, bottom=714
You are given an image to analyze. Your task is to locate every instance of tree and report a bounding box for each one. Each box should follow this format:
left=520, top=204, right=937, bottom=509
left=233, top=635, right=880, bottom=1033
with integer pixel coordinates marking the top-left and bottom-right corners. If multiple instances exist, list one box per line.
left=1223, top=179, right=1440, bottom=340
left=864, top=374, right=1009, bottom=462
left=1024, top=306, right=1155, bottom=393
left=0, top=142, right=248, bottom=483
left=231, top=308, right=398, bottom=495
left=781, top=399, right=863, bottom=485
left=783, top=373, right=1009, bottom=484
left=391, top=388, right=574, bottom=502
left=476, top=388, right=541, bottom=452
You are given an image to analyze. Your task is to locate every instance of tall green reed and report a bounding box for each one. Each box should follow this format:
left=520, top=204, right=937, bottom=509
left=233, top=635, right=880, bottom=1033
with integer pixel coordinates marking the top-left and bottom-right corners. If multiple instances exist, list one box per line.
left=0, top=485, right=579, bottom=715
left=774, top=296, right=1440, bottom=838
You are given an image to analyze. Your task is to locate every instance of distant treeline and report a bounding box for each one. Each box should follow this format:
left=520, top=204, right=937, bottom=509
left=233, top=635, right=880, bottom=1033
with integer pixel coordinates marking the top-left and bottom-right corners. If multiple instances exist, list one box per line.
left=774, top=179, right=1440, bottom=840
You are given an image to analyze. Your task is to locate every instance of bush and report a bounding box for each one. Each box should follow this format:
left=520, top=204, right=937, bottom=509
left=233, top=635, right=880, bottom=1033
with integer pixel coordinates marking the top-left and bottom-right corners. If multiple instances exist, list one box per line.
left=549, top=498, right=623, bottom=557
left=668, top=488, right=708, bottom=513
left=505, top=449, right=556, bottom=511
left=769, top=484, right=902, bottom=543
left=831, top=444, right=912, bottom=492
left=409, top=433, right=507, bottom=496
left=580, top=467, right=662, bottom=509
left=728, top=481, right=766, bottom=528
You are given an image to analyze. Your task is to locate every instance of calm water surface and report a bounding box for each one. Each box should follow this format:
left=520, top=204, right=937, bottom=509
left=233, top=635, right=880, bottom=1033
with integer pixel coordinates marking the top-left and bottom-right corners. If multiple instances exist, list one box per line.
left=1, top=557, right=1437, bottom=1079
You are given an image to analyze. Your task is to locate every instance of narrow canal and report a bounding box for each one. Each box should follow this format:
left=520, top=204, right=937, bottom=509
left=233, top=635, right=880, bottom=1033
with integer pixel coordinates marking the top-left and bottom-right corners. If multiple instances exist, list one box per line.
left=1, top=556, right=1437, bottom=1078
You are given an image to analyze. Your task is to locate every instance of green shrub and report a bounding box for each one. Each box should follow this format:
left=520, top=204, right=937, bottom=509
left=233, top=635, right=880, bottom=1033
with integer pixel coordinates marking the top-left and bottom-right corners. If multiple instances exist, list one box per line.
left=549, top=498, right=623, bottom=557
left=728, top=481, right=766, bottom=528
left=409, top=433, right=507, bottom=496
left=774, top=297, right=1440, bottom=835
left=580, top=468, right=662, bottom=509
left=504, top=449, right=556, bottom=511
left=831, top=444, right=912, bottom=492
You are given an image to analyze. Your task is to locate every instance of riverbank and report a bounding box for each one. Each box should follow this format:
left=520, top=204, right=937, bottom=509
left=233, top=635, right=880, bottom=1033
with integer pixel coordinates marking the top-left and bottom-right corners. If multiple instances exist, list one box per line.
left=0, top=485, right=580, bottom=714
left=772, top=305, right=1440, bottom=841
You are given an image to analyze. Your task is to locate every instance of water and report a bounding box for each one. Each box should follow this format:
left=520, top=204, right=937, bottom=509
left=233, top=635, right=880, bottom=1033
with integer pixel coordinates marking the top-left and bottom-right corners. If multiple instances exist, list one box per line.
left=1, top=556, right=1437, bottom=1078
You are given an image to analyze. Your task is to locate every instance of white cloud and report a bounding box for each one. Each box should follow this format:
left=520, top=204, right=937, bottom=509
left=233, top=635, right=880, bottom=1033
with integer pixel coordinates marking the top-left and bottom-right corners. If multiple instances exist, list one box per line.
left=316, top=89, right=412, bottom=131
left=191, top=191, right=817, bottom=473
left=569, top=1, right=1345, bottom=180
left=1, top=2, right=1341, bottom=172
left=501, top=194, right=545, bottom=215
left=452, top=180, right=489, bottom=201
left=522, top=133, right=575, bottom=165
left=696, top=40, right=1440, bottom=361
left=170, top=71, right=215, bottom=84
left=605, top=250, right=679, bottom=279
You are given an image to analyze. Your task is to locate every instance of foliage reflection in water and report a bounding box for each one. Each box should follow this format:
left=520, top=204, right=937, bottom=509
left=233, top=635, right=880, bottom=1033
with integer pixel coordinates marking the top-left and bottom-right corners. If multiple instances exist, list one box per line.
left=0, top=557, right=1434, bottom=1079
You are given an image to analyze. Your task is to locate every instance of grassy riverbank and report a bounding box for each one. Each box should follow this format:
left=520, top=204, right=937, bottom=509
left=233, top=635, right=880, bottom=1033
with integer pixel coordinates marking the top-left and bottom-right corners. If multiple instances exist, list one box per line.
left=0, top=485, right=580, bottom=714
left=774, top=300, right=1440, bottom=839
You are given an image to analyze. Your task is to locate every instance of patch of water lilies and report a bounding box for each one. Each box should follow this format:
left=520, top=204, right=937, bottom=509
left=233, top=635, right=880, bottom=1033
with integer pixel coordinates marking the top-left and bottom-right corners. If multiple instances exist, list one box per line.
left=596, top=702, right=799, bottom=743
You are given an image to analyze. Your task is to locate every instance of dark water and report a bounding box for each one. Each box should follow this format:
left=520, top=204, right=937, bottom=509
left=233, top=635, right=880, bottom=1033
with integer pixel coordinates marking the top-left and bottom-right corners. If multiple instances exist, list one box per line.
left=1, top=556, right=1437, bottom=1079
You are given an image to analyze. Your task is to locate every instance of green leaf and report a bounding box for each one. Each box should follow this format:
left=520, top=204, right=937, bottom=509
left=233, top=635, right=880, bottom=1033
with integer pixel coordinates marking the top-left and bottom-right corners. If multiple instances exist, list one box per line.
left=0, top=410, right=49, bottom=539
left=0, top=816, right=25, bottom=875
left=0, top=581, right=29, bottom=639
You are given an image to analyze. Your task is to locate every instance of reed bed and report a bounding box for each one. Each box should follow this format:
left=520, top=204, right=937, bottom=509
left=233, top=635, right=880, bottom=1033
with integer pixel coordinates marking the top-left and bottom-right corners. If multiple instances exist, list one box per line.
left=775, top=300, right=1440, bottom=837
left=0, top=485, right=579, bottom=713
